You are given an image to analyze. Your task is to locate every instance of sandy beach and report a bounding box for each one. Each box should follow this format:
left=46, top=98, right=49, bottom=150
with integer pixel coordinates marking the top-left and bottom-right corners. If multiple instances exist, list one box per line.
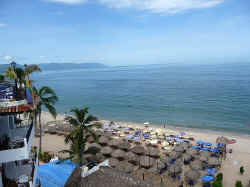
left=34, top=111, right=250, bottom=187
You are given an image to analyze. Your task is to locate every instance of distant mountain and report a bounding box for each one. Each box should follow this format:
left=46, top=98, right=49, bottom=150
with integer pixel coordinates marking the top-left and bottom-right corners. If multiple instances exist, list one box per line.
left=38, top=63, right=107, bottom=71
left=0, top=63, right=107, bottom=72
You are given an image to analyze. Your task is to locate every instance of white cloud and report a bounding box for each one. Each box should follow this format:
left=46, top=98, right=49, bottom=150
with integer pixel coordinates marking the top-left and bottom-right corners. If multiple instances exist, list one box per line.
left=45, top=0, right=87, bottom=4
left=3, top=56, right=12, bottom=61
left=0, top=23, right=7, bottom=28
left=98, top=0, right=224, bottom=14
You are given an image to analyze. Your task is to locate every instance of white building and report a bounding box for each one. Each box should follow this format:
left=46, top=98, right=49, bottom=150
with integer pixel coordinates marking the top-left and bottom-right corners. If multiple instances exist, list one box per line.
left=0, top=80, right=39, bottom=187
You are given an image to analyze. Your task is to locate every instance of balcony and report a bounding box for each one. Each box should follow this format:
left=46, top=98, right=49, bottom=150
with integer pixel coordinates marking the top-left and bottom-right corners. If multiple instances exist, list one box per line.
left=0, top=82, right=39, bottom=114
left=0, top=121, right=35, bottom=163
left=1, top=148, right=39, bottom=187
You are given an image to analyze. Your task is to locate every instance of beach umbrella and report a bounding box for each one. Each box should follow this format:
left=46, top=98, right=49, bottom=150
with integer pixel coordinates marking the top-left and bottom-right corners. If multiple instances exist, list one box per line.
left=216, top=136, right=229, bottom=145
left=205, top=168, right=217, bottom=175
left=174, top=145, right=185, bottom=153
left=201, top=147, right=210, bottom=151
left=99, top=136, right=109, bottom=145
left=174, top=158, right=184, bottom=166
left=200, top=155, right=208, bottom=162
left=87, top=143, right=101, bottom=153
left=183, top=153, right=192, bottom=163
left=118, top=140, right=131, bottom=151
left=139, top=156, right=155, bottom=168
left=190, top=160, right=203, bottom=170
left=185, top=169, right=200, bottom=182
left=160, top=155, right=171, bottom=165
left=200, top=151, right=211, bottom=158
left=101, top=146, right=113, bottom=156
left=116, top=160, right=134, bottom=173
left=126, top=152, right=138, bottom=165
left=109, top=139, right=120, bottom=148
left=187, top=148, right=199, bottom=155
left=180, top=142, right=190, bottom=150
left=131, top=145, right=146, bottom=155
left=196, top=141, right=204, bottom=145
left=111, top=149, right=126, bottom=160
left=201, top=176, right=214, bottom=182
left=207, top=157, right=220, bottom=167
left=147, top=147, right=160, bottom=158
left=204, top=142, right=212, bottom=146
left=109, top=158, right=119, bottom=168
left=169, top=164, right=182, bottom=175
left=85, top=153, right=105, bottom=163
left=156, top=160, right=165, bottom=170
left=169, top=151, right=182, bottom=159
left=180, top=132, right=185, bottom=136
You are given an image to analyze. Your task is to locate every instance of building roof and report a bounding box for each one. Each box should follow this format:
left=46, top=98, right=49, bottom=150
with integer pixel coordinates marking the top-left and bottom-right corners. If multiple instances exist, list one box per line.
left=65, top=166, right=161, bottom=187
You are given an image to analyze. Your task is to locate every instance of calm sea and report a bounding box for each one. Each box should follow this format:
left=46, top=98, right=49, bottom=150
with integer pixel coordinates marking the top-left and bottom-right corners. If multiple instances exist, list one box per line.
left=33, top=63, right=250, bottom=135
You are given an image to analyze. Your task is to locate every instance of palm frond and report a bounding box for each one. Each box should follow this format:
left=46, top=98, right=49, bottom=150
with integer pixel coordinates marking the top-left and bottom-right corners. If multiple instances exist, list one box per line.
left=44, top=103, right=57, bottom=118
left=5, top=67, right=17, bottom=79
left=84, top=114, right=98, bottom=124
left=25, top=64, right=42, bottom=75
left=65, top=116, right=80, bottom=127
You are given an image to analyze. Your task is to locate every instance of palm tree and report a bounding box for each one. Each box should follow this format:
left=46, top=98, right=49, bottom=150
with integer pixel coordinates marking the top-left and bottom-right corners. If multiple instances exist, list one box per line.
left=33, top=86, right=58, bottom=153
left=0, top=74, right=5, bottom=83
left=60, top=107, right=100, bottom=166
left=5, top=64, right=41, bottom=99
left=5, top=64, right=41, bottom=86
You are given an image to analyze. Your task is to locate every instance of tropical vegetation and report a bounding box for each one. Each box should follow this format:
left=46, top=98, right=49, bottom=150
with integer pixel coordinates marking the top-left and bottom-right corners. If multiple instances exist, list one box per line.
left=33, top=86, right=58, bottom=153
left=59, top=107, right=100, bottom=166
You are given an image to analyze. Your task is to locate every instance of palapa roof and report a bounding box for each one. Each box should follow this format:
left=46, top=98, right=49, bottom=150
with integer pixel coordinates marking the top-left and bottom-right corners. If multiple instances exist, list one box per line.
left=190, top=160, right=203, bottom=170
left=183, top=153, right=192, bottom=162
left=99, top=136, right=109, bottom=145
left=118, top=140, right=131, bottom=150
left=146, top=147, right=160, bottom=158
left=109, top=158, right=119, bottom=167
left=126, top=152, right=139, bottom=164
left=139, top=156, right=155, bottom=168
left=65, top=166, right=159, bottom=187
left=101, top=146, right=113, bottom=155
left=169, top=164, right=182, bottom=175
left=216, top=136, right=229, bottom=145
left=131, top=145, right=146, bottom=155
left=111, top=149, right=126, bottom=159
left=174, top=145, right=185, bottom=153
left=185, top=169, right=200, bottom=182
left=116, top=160, right=135, bottom=173
left=109, top=139, right=120, bottom=148
left=207, top=157, right=220, bottom=167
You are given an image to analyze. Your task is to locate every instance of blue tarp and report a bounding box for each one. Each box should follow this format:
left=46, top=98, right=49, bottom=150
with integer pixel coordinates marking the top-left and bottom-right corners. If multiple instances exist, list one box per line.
left=37, top=160, right=78, bottom=187
left=201, top=175, right=214, bottom=182
left=26, top=88, right=33, bottom=104
left=196, top=141, right=204, bottom=145
left=192, top=145, right=201, bottom=149
left=205, top=168, right=217, bottom=175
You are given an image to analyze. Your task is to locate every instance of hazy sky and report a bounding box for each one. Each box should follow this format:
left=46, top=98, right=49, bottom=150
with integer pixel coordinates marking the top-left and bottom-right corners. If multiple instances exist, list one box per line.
left=0, top=0, right=250, bottom=65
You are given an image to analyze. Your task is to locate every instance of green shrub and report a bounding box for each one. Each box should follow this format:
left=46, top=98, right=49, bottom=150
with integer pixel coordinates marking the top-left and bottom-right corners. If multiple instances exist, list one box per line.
left=39, top=151, right=53, bottom=163
left=240, top=166, right=245, bottom=175
left=212, top=179, right=223, bottom=187
left=216, top=173, right=223, bottom=181
left=235, top=180, right=243, bottom=187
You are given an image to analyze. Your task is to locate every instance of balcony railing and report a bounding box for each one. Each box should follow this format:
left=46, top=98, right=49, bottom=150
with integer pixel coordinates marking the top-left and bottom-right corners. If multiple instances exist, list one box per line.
left=0, top=121, right=35, bottom=163
left=1, top=148, right=39, bottom=187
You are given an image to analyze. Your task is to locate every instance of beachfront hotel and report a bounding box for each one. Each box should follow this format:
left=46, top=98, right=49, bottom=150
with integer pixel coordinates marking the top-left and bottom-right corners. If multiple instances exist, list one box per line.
left=0, top=63, right=39, bottom=187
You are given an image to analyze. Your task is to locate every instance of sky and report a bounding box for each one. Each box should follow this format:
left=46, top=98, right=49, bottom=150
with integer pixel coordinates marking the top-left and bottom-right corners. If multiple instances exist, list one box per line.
left=0, top=0, right=250, bottom=65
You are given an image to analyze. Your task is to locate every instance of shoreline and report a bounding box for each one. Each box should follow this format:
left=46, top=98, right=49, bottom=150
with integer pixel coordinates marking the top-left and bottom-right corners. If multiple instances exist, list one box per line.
left=37, top=111, right=250, bottom=186
left=41, top=111, right=250, bottom=140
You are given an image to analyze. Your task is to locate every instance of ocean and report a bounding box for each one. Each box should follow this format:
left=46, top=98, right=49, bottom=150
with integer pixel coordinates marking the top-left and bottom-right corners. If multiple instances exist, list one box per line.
left=33, top=63, right=250, bottom=135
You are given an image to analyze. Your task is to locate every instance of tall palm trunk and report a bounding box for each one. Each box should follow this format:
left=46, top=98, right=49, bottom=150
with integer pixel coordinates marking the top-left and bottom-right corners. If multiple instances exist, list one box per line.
left=39, top=111, right=42, bottom=153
